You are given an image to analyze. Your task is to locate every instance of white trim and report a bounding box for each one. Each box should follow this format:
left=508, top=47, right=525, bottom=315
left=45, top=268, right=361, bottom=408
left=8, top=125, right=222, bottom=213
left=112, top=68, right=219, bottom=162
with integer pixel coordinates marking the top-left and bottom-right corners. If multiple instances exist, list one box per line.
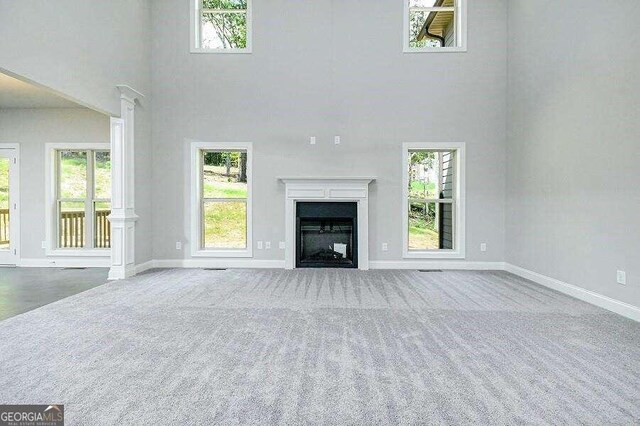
left=403, top=0, right=467, bottom=53
left=44, top=143, right=111, bottom=258
left=153, top=259, right=283, bottom=269
left=505, top=263, right=640, bottom=323
left=18, top=257, right=110, bottom=268
left=0, top=143, right=20, bottom=265
left=402, top=142, right=466, bottom=259
left=45, top=249, right=110, bottom=257
left=190, top=0, right=253, bottom=54
left=135, top=259, right=156, bottom=274
left=189, top=141, right=253, bottom=258
left=371, top=261, right=503, bottom=270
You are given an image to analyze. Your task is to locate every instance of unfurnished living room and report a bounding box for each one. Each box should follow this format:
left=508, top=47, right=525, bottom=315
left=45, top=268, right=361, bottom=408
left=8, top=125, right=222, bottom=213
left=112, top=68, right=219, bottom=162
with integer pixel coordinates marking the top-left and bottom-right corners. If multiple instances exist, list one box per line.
left=0, top=0, right=639, bottom=424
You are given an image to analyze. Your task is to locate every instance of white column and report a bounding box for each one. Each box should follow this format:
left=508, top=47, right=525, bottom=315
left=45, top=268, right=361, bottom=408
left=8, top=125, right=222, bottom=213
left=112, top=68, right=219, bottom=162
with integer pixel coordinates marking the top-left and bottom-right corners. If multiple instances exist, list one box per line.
left=108, top=85, right=143, bottom=280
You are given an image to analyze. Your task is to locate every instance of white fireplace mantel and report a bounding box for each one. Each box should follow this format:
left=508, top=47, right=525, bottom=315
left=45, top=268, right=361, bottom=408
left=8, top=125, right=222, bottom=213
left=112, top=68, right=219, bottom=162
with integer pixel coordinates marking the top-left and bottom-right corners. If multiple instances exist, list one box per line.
left=278, top=177, right=376, bottom=270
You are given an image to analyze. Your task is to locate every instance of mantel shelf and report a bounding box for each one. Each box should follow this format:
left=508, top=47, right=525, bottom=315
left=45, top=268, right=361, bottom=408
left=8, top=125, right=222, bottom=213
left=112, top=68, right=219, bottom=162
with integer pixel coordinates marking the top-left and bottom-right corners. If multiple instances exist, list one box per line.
left=278, top=177, right=376, bottom=183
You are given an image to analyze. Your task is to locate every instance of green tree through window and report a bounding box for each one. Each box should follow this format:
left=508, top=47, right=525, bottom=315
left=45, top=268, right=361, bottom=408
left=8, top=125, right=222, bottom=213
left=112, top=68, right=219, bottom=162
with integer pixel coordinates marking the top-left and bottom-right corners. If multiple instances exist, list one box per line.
left=201, top=0, right=248, bottom=49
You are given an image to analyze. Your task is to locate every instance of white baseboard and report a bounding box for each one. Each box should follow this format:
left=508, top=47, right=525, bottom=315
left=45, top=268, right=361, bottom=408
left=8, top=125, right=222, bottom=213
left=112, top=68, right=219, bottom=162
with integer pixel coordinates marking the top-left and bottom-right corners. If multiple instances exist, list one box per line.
left=134, top=260, right=155, bottom=275
left=18, top=258, right=110, bottom=268
left=370, top=260, right=505, bottom=270
left=142, top=259, right=286, bottom=270
left=505, top=263, right=640, bottom=323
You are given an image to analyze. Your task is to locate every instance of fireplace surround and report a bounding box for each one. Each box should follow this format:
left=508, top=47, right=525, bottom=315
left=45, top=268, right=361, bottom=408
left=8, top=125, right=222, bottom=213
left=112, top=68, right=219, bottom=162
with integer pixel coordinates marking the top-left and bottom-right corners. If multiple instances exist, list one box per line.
left=278, top=177, right=375, bottom=270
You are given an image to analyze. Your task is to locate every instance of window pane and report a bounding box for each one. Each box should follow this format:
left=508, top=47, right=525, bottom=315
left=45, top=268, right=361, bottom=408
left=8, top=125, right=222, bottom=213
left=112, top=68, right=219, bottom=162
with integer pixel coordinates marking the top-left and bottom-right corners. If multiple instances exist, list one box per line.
left=202, top=151, right=248, bottom=198
left=202, top=0, right=246, bottom=10
left=409, top=150, right=438, bottom=199
left=408, top=150, right=455, bottom=200
left=94, top=151, right=111, bottom=199
left=201, top=12, right=247, bottom=49
left=409, top=202, right=453, bottom=250
left=59, top=201, right=86, bottom=248
left=409, top=9, right=455, bottom=48
left=0, top=158, right=9, bottom=249
left=59, top=151, right=87, bottom=199
left=203, top=201, right=247, bottom=249
left=94, top=201, right=111, bottom=249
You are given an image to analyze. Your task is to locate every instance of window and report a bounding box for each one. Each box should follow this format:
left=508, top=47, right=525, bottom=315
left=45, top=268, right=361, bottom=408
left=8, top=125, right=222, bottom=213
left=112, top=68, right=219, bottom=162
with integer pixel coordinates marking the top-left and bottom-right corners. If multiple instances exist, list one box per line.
left=191, top=0, right=252, bottom=53
left=403, top=143, right=465, bottom=258
left=46, top=144, right=111, bottom=254
left=403, top=0, right=467, bottom=52
left=191, top=142, right=252, bottom=257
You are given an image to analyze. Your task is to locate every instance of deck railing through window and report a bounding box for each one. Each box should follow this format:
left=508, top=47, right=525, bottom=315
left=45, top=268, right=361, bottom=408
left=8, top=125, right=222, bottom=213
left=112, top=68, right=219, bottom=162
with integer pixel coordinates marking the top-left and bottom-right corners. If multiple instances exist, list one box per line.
left=59, top=210, right=111, bottom=248
left=0, top=208, right=9, bottom=246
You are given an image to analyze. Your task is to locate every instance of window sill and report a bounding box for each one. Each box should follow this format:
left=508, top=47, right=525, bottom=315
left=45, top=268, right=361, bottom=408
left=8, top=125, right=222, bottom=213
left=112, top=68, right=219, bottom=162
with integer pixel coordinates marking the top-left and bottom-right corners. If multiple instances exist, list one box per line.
left=192, top=249, right=253, bottom=258
left=46, top=249, right=110, bottom=258
left=403, top=250, right=465, bottom=259
left=403, top=47, right=467, bottom=54
left=190, top=48, right=252, bottom=54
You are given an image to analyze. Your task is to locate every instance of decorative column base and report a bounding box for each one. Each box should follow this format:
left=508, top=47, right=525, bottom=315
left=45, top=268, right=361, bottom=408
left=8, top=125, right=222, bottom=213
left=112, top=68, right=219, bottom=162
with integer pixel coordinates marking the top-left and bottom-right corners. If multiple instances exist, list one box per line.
left=108, top=215, right=138, bottom=280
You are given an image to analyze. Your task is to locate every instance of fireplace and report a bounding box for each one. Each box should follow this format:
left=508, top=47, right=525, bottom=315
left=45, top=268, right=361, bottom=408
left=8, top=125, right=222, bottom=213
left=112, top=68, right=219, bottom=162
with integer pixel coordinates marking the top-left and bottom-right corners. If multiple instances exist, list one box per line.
left=279, top=177, right=375, bottom=270
left=296, top=202, right=357, bottom=268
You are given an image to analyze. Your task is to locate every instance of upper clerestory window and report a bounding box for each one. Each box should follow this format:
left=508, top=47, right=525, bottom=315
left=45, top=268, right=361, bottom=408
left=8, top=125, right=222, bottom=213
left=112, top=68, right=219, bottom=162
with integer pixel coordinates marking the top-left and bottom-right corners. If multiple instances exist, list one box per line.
left=191, top=0, right=252, bottom=53
left=404, top=0, right=467, bottom=53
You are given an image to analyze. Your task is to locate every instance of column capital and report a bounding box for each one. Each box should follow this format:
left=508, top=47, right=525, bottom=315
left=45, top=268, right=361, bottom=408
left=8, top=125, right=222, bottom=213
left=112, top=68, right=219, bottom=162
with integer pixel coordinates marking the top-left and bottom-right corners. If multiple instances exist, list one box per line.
left=116, top=85, right=145, bottom=105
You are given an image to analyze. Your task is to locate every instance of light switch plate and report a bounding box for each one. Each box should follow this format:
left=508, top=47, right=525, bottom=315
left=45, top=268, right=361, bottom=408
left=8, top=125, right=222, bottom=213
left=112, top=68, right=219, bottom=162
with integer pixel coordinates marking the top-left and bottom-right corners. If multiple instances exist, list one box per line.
left=617, top=270, right=626, bottom=285
left=382, top=243, right=388, bottom=252
left=257, top=241, right=263, bottom=250
left=310, top=136, right=316, bottom=145
left=265, top=241, right=271, bottom=249
left=176, top=242, right=182, bottom=250
left=480, top=243, right=487, bottom=252
left=279, top=242, right=286, bottom=249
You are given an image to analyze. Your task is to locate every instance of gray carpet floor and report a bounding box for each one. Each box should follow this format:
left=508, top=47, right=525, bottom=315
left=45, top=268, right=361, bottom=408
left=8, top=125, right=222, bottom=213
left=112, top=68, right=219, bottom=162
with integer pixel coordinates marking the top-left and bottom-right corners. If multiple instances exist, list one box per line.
left=0, top=269, right=639, bottom=425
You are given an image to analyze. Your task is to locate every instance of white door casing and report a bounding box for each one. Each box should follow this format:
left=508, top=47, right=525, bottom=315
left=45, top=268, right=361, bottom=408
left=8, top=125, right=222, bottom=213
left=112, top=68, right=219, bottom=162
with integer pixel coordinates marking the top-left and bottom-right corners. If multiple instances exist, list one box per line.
left=0, top=144, right=19, bottom=265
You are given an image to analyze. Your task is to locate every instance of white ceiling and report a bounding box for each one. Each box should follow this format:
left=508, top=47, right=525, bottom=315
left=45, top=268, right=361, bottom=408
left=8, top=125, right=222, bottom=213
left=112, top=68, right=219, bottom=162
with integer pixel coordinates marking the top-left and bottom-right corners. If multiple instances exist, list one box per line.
left=0, top=72, right=81, bottom=109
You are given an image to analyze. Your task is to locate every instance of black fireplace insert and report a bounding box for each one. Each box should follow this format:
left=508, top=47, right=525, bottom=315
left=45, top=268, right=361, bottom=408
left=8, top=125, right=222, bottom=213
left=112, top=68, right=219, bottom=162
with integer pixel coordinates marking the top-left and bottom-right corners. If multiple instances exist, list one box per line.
left=296, top=202, right=357, bottom=268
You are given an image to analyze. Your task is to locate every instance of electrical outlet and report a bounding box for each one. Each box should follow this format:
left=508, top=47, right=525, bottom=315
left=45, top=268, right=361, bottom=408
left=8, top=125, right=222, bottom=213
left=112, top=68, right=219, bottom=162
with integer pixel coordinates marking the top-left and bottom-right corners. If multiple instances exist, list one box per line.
left=265, top=241, right=271, bottom=249
left=257, top=241, right=263, bottom=250
left=617, top=270, right=627, bottom=285
left=309, top=136, right=316, bottom=145
left=480, top=243, right=487, bottom=252
left=175, top=242, right=182, bottom=250
left=41, top=241, right=47, bottom=249
left=334, top=136, right=341, bottom=145
left=382, top=243, right=388, bottom=252
left=279, top=241, right=285, bottom=249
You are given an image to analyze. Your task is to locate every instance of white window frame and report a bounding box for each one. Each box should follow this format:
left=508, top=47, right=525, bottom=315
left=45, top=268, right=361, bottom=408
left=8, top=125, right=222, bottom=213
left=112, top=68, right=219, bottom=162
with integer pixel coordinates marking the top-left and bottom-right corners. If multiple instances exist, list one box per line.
left=190, top=0, right=253, bottom=54
left=402, top=142, right=465, bottom=259
left=44, top=143, right=111, bottom=257
left=403, top=0, right=467, bottom=53
left=190, top=141, right=253, bottom=257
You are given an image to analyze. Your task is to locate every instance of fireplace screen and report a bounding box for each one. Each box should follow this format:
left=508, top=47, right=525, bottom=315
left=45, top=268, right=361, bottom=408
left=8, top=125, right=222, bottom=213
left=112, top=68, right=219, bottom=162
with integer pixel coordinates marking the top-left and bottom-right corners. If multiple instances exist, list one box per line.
left=296, top=202, right=357, bottom=268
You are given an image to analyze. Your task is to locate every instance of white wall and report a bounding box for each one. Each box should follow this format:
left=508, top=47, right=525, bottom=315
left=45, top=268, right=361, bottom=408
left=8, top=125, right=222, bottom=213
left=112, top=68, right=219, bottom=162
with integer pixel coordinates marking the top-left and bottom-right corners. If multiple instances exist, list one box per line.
left=507, top=0, right=640, bottom=306
left=0, top=108, right=109, bottom=260
left=0, top=0, right=154, bottom=264
left=0, top=0, right=149, bottom=116
left=151, top=0, right=508, bottom=263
